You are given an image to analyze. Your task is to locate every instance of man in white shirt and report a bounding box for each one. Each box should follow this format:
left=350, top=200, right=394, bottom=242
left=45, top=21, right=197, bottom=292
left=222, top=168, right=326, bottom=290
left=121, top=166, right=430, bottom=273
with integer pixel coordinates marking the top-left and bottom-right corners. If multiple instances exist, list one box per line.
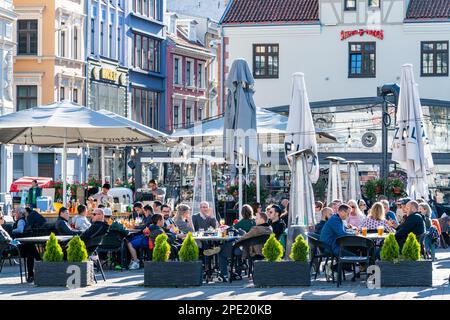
left=89, top=183, right=114, bottom=207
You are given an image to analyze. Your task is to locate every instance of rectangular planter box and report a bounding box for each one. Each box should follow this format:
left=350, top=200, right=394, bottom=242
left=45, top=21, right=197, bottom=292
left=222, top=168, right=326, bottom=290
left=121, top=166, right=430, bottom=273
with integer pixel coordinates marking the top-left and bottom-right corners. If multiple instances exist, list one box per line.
left=253, top=261, right=311, bottom=287
left=376, top=261, right=432, bottom=287
left=144, top=261, right=202, bottom=287
left=34, top=261, right=94, bottom=287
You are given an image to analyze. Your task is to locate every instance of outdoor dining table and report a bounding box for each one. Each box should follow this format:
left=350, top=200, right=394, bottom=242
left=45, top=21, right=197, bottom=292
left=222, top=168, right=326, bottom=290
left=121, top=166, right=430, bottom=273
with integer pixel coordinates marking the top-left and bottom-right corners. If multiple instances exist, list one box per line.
left=17, top=235, right=75, bottom=256
left=192, top=233, right=241, bottom=283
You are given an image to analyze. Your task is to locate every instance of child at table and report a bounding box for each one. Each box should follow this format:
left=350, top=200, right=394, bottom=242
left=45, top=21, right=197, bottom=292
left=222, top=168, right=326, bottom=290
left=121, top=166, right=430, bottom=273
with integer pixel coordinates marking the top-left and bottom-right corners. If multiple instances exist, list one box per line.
left=72, top=204, right=92, bottom=232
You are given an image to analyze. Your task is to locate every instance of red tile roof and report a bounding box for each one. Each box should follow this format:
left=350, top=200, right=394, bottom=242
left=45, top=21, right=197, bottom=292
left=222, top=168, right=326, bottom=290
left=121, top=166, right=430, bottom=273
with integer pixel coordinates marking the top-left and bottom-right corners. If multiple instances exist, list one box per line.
left=167, top=27, right=210, bottom=53
left=221, top=0, right=319, bottom=25
left=406, top=0, right=450, bottom=20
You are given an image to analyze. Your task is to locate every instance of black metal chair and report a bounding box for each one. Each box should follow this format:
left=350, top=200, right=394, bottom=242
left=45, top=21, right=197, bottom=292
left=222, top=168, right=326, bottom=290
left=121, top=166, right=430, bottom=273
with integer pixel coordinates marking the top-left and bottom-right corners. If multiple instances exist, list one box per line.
left=307, top=234, right=335, bottom=281
left=97, top=230, right=128, bottom=270
left=336, top=235, right=375, bottom=287
left=84, top=234, right=107, bottom=283
left=229, top=234, right=270, bottom=283
left=0, top=243, right=25, bottom=284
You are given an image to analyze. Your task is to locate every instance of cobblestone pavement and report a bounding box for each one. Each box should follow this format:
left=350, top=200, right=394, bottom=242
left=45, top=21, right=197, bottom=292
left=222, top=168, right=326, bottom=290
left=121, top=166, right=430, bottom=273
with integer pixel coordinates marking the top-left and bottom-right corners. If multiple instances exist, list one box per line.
left=0, top=249, right=449, bottom=300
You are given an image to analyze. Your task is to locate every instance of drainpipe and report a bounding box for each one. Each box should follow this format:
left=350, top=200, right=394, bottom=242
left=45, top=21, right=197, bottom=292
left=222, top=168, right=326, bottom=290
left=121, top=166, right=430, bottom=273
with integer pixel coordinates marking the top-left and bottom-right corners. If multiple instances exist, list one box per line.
left=219, top=26, right=225, bottom=115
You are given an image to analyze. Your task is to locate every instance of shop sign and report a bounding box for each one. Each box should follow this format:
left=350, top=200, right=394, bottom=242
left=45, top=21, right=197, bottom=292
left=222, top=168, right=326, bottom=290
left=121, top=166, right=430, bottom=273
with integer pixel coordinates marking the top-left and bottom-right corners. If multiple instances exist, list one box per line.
left=341, top=29, right=384, bottom=41
left=91, top=67, right=100, bottom=80
left=100, top=68, right=119, bottom=82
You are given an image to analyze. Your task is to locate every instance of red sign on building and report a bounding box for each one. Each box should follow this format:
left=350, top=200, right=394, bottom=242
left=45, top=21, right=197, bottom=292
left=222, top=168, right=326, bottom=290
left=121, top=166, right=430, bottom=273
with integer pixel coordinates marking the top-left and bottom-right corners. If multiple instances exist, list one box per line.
left=341, top=29, right=384, bottom=41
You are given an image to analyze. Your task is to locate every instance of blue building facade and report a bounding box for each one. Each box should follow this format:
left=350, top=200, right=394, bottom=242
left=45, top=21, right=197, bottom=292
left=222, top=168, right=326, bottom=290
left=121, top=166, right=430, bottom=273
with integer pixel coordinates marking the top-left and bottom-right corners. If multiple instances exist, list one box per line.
left=127, top=0, right=166, bottom=132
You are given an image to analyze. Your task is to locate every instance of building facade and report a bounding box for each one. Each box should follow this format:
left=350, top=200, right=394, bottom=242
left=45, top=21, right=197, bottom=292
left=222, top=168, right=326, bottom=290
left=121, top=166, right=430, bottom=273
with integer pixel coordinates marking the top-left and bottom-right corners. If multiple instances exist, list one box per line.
left=127, top=0, right=166, bottom=132
left=0, top=0, right=16, bottom=194
left=220, top=0, right=450, bottom=187
left=165, top=14, right=215, bottom=131
left=12, top=0, right=86, bottom=183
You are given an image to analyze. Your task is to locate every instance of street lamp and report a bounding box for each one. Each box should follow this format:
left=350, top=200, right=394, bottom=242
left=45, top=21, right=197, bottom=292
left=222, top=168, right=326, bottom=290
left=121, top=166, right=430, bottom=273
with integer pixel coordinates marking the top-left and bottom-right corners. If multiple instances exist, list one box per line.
left=377, top=83, right=400, bottom=190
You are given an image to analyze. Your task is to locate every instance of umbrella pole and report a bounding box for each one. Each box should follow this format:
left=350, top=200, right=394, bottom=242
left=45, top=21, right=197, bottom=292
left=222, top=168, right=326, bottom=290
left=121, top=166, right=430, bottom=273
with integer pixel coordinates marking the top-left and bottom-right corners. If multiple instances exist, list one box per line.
left=62, top=130, right=67, bottom=207
left=237, top=152, right=244, bottom=219
left=101, top=145, right=106, bottom=185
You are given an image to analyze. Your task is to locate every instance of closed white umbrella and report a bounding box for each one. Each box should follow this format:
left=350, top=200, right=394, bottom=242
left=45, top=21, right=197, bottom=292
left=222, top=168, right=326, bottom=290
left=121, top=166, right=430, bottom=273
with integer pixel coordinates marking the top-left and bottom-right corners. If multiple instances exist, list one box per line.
left=283, top=73, right=319, bottom=257
left=223, top=59, right=259, bottom=216
left=346, top=160, right=364, bottom=201
left=0, top=101, right=169, bottom=205
left=392, top=64, right=434, bottom=199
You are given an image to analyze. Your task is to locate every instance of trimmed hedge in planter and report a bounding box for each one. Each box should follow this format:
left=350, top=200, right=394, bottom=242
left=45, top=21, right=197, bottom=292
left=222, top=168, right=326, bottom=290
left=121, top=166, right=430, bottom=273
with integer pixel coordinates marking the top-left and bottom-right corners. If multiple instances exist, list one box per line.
left=376, top=260, right=432, bottom=287
left=144, top=232, right=202, bottom=287
left=34, top=261, right=94, bottom=287
left=253, top=234, right=311, bottom=287
left=144, top=261, right=203, bottom=287
left=253, top=261, right=311, bottom=287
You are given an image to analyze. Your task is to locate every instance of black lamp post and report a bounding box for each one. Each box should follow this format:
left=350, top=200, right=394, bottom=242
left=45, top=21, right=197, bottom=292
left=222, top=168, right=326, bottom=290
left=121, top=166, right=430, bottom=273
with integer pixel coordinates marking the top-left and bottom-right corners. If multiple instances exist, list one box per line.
left=377, top=83, right=400, bottom=192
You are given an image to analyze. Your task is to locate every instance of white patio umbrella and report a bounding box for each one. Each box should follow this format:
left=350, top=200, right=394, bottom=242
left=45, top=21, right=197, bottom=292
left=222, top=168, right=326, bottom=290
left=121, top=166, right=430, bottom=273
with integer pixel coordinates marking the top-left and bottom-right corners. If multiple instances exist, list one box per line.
left=326, top=156, right=345, bottom=205
left=345, top=160, right=364, bottom=201
left=0, top=101, right=169, bottom=205
left=283, top=73, right=319, bottom=257
left=223, top=59, right=259, bottom=216
left=392, top=64, right=434, bottom=199
left=192, top=155, right=217, bottom=220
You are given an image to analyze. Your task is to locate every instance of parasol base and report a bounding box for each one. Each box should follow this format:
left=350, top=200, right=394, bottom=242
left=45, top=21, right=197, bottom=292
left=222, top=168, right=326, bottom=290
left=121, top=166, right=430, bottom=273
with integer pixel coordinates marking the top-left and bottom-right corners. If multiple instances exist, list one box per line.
left=285, top=225, right=308, bottom=259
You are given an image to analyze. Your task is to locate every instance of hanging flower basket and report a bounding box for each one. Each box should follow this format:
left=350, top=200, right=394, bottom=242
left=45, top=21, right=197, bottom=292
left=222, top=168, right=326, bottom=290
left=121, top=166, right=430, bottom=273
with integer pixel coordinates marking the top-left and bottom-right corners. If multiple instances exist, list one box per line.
left=393, top=187, right=402, bottom=194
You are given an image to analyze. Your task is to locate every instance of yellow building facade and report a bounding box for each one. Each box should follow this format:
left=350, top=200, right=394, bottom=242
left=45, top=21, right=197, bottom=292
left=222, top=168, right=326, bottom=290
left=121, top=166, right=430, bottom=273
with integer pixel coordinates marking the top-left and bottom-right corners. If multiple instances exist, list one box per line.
left=13, top=0, right=85, bottom=109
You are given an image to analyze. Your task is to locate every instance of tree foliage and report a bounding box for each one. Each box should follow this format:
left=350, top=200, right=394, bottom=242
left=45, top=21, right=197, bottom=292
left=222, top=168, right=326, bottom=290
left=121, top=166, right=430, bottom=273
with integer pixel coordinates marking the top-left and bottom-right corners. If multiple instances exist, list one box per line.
left=289, top=234, right=309, bottom=262
left=178, top=232, right=199, bottom=262
left=402, top=232, right=421, bottom=261
left=67, top=236, right=88, bottom=262
left=262, top=234, right=284, bottom=262
left=43, top=232, right=64, bottom=262
left=380, top=233, right=400, bottom=263
left=152, top=233, right=171, bottom=262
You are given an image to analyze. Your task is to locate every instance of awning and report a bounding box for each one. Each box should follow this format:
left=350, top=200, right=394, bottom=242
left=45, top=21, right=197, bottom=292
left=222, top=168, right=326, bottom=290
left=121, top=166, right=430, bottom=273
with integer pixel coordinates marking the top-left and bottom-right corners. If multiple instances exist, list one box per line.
left=10, top=176, right=53, bottom=192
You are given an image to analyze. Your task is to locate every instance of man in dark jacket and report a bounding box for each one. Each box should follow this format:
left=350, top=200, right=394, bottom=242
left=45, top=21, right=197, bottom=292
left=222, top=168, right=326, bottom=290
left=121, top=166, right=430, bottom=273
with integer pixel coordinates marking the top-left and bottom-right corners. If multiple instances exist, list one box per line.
left=395, top=200, right=426, bottom=247
left=55, top=207, right=82, bottom=236
left=25, top=207, right=47, bottom=232
left=320, top=204, right=354, bottom=256
left=268, top=204, right=286, bottom=240
left=80, top=208, right=109, bottom=253
left=314, top=207, right=333, bottom=236
left=27, top=180, right=42, bottom=209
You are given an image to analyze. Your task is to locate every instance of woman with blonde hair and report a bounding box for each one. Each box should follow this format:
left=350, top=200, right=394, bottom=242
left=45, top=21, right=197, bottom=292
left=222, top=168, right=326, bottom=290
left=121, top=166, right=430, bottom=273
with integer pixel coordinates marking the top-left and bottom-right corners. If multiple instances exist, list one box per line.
left=347, top=199, right=366, bottom=228
left=359, top=202, right=395, bottom=233
left=419, top=203, right=433, bottom=230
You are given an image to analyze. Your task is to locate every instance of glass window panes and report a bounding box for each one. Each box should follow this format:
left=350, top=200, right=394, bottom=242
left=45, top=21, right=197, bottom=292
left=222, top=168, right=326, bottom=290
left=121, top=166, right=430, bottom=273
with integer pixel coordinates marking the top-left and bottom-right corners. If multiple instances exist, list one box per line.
left=16, top=85, right=37, bottom=111
left=253, top=44, right=279, bottom=78
left=131, top=87, right=160, bottom=128
left=17, top=20, right=38, bottom=55
left=345, top=0, right=356, bottom=10
left=349, top=42, right=376, bottom=78
left=421, top=41, right=449, bottom=76
left=369, top=0, right=380, bottom=7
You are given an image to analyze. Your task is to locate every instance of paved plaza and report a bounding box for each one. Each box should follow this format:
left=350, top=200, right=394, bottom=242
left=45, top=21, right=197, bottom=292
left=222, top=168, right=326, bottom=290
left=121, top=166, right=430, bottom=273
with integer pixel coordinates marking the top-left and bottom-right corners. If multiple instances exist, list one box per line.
left=1, top=249, right=449, bottom=300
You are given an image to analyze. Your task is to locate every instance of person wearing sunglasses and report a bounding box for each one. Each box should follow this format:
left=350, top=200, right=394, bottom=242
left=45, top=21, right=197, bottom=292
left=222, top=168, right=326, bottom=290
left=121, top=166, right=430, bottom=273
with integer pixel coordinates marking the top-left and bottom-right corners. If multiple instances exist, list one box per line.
left=347, top=199, right=366, bottom=228
left=80, top=208, right=109, bottom=244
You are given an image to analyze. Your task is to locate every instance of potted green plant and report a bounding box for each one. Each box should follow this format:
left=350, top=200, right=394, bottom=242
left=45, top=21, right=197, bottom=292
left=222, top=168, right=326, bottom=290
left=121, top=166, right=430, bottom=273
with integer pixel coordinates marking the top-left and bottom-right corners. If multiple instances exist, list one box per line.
left=375, top=179, right=385, bottom=195
left=376, top=233, right=432, bottom=287
left=34, top=234, right=94, bottom=287
left=144, top=232, right=202, bottom=287
left=253, top=234, right=311, bottom=287
left=363, top=179, right=377, bottom=203
left=387, top=178, right=405, bottom=199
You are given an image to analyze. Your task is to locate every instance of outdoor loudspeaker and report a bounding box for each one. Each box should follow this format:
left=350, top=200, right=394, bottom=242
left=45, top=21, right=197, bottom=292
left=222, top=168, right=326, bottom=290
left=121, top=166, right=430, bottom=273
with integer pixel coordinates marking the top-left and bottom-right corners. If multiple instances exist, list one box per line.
left=128, top=160, right=136, bottom=170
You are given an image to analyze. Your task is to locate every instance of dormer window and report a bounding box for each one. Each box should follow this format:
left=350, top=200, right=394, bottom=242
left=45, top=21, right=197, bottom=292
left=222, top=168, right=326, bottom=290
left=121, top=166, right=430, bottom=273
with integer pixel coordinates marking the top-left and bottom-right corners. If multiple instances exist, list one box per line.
left=368, top=0, right=380, bottom=8
left=344, top=0, right=356, bottom=11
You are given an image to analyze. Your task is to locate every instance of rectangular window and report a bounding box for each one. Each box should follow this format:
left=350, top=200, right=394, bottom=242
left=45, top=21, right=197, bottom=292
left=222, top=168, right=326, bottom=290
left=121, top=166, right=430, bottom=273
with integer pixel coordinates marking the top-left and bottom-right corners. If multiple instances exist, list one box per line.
left=132, top=87, right=160, bottom=128
left=60, top=23, right=66, bottom=57
left=60, top=87, right=65, bottom=101
left=73, top=27, right=78, bottom=60
left=73, top=88, right=78, bottom=103
left=117, top=26, right=121, bottom=61
left=150, top=0, right=156, bottom=19
left=186, top=60, right=193, bottom=86
left=18, top=20, right=38, bottom=55
left=253, top=44, right=279, bottom=79
left=109, top=24, right=113, bottom=58
left=197, top=62, right=205, bottom=89
left=16, top=85, right=37, bottom=111
left=91, top=18, right=95, bottom=54
left=368, top=0, right=380, bottom=8
left=143, top=0, right=149, bottom=17
left=132, top=33, right=160, bottom=72
left=349, top=42, right=376, bottom=78
left=173, top=104, right=179, bottom=129
left=198, top=106, right=203, bottom=121
left=345, top=0, right=357, bottom=10
left=100, top=21, right=104, bottom=55
left=13, top=154, right=24, bottom=180
left=174, top=57, right=181, bottom=84
left=421, top=41, right=449, bottom=77
left=186, top=107, right=191, bottom=126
